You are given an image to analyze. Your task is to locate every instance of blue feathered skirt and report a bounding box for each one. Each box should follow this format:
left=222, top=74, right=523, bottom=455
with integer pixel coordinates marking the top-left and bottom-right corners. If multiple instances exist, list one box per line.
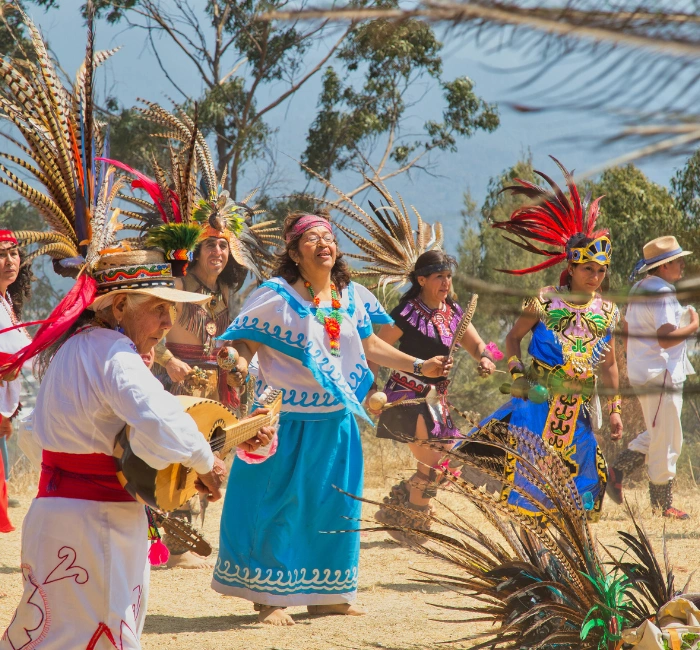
left=463, top=394, right=608, bottom=521
left=212, top=410, right=363, bottom=606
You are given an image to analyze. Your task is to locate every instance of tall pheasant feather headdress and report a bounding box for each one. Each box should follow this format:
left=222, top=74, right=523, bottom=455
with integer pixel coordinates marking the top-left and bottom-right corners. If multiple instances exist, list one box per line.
left=302, top=165, right=444, bottom=292
left=0, top=9, right=205, bottom=378
left=113, top=100, right=281, bottom=281
left=493, top=156, right=611, bottom=275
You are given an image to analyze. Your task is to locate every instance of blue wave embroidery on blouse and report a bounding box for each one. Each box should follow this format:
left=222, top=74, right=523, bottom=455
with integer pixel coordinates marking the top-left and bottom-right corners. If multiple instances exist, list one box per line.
left=220, top=286, right=371, bottom=421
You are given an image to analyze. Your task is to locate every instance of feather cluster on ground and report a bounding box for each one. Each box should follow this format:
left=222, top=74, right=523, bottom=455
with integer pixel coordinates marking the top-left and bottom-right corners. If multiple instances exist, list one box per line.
left=352, top=423, right=693, bottom=649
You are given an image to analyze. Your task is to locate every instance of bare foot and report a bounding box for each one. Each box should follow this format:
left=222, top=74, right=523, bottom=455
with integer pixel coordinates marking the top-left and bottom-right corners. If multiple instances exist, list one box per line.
left=165, top=551, right=213, bottom=569
left=307, top=604, right=365, bottom=617
left=258, top=606, right=295, bottom=626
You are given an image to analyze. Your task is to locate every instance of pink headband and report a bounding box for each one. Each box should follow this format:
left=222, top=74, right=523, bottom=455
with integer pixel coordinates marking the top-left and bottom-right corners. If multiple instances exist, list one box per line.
left=285, top=215, right=332, bottom=243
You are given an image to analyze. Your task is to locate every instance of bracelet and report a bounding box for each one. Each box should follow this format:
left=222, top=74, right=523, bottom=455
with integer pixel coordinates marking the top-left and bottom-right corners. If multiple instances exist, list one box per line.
left=607, top=395, right=622, bottom=415
left=480, top=349, right=495, bottom=363
left=413, top=358, right=425, bottom=376
left=507, top=355, right=525, bottom=378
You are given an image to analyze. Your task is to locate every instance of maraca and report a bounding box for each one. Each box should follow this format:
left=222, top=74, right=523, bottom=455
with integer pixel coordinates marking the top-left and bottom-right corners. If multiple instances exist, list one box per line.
left=217, top=346, right=239, bottom=371
left=368, top=391, right=388, bottom=412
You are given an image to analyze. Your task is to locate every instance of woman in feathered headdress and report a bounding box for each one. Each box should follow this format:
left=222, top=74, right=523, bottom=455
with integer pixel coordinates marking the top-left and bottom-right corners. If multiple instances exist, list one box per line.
left=461, top=157, right=624, bottom=522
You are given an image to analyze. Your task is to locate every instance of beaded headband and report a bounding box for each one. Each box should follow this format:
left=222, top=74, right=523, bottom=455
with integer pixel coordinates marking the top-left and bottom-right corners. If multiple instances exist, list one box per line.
left=285, top=215, right=332, bottom=243
left=414, top=261, right=454, bottom=277
left=566, top=236, right=612, bottom=266
left=93, top=263, right=175, bottom=295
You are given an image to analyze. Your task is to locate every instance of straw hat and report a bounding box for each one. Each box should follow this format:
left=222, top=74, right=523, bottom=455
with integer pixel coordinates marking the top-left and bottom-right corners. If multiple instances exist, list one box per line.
left=90, top=250, right=209, bottom=311
left=637, top=236, right=692, bottom=274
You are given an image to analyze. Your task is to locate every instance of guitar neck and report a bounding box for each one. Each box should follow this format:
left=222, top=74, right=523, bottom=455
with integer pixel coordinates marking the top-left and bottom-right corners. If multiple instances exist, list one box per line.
left=213, top=413, right=272, bottom=458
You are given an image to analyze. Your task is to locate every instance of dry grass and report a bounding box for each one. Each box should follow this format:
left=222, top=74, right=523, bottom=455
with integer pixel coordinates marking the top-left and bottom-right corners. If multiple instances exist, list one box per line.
left=2, top=447, right=700, bottom=649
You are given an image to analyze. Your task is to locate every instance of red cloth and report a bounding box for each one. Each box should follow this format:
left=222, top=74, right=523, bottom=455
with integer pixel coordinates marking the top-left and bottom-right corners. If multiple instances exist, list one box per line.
left=37, top=450, right=135, bottom=503
left=0, top=230, right=18, bottom=245
left=0, top=446, right=14, bottom=533
left=0, top=274, right=98, bottom=379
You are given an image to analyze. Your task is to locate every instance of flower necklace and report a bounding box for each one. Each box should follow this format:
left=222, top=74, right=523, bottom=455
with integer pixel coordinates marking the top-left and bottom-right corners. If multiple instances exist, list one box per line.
left=304, top=280, right=343, bottom=357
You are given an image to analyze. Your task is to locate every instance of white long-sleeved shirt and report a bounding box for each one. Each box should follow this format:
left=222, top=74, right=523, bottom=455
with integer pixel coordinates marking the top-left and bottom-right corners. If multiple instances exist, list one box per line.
left=0, top=294, right=31, bottom=417
left=32, top=327, right=214, bottom=474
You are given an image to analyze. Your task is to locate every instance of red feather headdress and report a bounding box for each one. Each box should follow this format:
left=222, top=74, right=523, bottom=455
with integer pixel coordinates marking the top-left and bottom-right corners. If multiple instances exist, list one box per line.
left=492, top=156, right=609, bottom=276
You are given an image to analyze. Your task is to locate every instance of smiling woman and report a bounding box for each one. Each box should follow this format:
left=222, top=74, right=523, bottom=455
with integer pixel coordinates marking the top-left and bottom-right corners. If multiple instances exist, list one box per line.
left=212, top=211, right=452, bottom=626
left=459, top=159, right=623, bottom=525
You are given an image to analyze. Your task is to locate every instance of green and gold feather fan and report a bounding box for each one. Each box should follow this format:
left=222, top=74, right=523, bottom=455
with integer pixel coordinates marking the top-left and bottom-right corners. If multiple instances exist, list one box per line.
left=0, top=6, right=126, bottom=275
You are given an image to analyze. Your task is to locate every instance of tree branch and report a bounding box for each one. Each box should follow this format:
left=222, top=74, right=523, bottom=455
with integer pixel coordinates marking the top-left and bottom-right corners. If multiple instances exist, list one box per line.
left=257, top=24, right=353, bottom=118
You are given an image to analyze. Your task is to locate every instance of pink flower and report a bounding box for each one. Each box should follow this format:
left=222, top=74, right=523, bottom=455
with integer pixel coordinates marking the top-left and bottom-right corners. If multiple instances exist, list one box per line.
left=485, top=341, right=504, bottom=361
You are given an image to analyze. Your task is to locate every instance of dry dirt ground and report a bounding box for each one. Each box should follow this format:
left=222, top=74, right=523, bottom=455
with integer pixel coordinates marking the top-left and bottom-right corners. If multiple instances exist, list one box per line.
left=2, top=475, right=700, bottom=649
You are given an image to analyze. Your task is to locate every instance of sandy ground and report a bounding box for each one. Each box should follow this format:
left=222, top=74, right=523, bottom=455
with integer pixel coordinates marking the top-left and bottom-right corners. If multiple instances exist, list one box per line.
left=1, top=481, right=700, bottom=649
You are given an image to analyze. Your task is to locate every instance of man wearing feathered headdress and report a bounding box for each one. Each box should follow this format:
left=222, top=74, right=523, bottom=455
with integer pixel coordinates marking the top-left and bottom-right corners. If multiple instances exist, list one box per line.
left=608, top=236, right=697, bottom=520
left=105, top=102, right=279, bottom=568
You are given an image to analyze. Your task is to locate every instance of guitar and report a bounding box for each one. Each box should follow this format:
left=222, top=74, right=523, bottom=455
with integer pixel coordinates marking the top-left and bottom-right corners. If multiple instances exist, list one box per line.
left=113, top=387, right=282, bottom=511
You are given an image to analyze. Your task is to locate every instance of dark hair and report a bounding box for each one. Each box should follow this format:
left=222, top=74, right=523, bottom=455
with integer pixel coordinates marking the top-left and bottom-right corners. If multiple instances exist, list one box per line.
left=191, top=239, right=248, bottom=292
left=403, top=249, right=457, bottom=302
left=563, top=234, right=610, bottom=291
left=273, top=210, right=352, bottom=291
left=8, top=248, right=32, bottom=320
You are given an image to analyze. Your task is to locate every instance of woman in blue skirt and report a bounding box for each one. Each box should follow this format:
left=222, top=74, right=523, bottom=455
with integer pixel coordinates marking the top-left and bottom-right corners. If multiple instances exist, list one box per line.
left=213, top=211, right=450, bottom=625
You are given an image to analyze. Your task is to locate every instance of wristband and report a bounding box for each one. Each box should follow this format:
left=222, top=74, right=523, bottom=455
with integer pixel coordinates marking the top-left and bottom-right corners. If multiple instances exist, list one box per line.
left=155, top=346, right=174, bottom=367
left=480, top=349, right=495, bottom=363
left=607, top=395, right=622, bottom=415
left=508, top=355, right=525, bottom=378
left=413, top=358, right=425, bottom=376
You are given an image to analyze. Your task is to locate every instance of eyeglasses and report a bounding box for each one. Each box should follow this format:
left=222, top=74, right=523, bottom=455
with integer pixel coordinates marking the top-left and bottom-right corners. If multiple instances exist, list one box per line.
left=302, top=233, right=336, bottom=246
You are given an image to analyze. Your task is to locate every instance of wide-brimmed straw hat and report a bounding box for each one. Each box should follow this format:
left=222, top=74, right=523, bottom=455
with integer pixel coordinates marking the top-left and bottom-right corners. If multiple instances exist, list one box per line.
left=636, top=236, right=692, bottom=274
left=90, top=250, right=210, bottom=311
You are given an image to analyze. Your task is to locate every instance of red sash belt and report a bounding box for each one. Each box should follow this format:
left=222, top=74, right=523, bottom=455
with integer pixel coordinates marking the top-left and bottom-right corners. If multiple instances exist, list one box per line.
left=37, top=450, right=135, bottom=502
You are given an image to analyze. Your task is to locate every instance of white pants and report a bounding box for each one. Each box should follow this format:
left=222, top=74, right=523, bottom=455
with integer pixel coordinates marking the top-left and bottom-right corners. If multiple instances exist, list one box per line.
left=1, top=497, right=149, bottom=650
left=628, top=372, right=684, bottom=484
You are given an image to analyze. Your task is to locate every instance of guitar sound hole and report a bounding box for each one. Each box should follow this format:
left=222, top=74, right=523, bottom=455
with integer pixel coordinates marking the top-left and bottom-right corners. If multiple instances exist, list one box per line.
left=210, top=426, right=226, bottom=455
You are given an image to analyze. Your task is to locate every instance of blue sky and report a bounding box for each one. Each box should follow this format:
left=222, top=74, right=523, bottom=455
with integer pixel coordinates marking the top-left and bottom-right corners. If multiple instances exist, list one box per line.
left=6, top=1, right=686, bottom=253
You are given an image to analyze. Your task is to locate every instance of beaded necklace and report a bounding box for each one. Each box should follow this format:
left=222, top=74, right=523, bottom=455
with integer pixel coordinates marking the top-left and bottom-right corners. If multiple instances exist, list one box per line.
left=304, top=280, right=343, bottom=357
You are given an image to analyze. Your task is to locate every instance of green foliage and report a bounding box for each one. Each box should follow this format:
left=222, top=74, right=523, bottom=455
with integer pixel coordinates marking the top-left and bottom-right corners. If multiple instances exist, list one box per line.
left=303, top=17, right=499, bottom=180
left=0, top=2, right=32, bottom=60
left=583, top=164, right=685, bottom=288
left=104, top=102, right=171, bottom=172
left=671, top=149, right=700, bottom=227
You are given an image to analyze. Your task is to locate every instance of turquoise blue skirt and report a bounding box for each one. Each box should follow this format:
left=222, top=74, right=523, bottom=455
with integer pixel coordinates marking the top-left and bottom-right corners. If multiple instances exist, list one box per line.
left=211, top=410, right=363, bottom=606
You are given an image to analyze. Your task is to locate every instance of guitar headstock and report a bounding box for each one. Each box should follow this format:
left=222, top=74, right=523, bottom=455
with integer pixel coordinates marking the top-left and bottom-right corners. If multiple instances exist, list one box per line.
left=258, top=386, right=283, bottom=420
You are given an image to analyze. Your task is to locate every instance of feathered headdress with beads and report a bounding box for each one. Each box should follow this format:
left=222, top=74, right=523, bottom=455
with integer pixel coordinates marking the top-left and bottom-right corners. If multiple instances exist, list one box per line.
left=122, top=99, right=281, bottom=280
left=493, top=156, right=611, bottom=275
left=301, top=164, right=444, bottom=292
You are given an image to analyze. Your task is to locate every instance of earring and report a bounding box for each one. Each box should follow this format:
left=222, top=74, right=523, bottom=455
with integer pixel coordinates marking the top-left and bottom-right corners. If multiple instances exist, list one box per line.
left=115, top=321, right=125, bottom=335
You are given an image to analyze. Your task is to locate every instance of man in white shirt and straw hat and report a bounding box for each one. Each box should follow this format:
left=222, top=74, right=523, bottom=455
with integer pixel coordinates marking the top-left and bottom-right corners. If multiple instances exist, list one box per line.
left=607, top=236, right=697, bottom=520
